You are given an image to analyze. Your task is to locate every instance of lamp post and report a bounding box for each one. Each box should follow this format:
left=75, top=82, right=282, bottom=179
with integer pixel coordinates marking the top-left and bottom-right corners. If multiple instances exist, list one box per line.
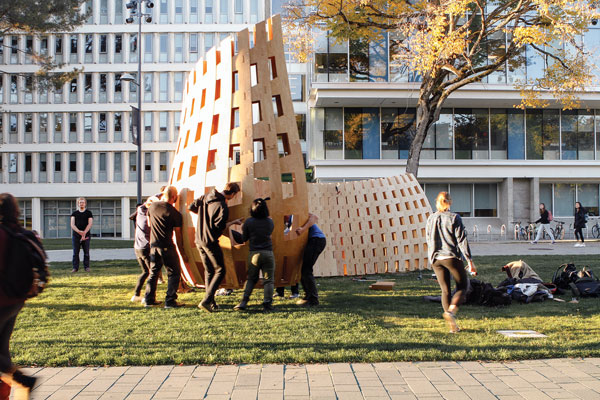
left=123, top=0, right=154, bottom=205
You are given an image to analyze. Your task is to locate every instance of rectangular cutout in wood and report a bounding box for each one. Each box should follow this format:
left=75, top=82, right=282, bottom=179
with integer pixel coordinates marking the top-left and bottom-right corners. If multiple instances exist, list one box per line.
left=189, top=155, right=198, bottom=177
left=195, top=122, right=203, bottom=142
left=277, top=133, right=290, bottom=157
left=206, top=149, right=217, bottom=171
left=252, top=101, right=261, bottom=124
left=253, top=138, right=265, bottom=162
left=272, top=95, right=283, bottom=118
left=211, top=114, right=219, bottom=135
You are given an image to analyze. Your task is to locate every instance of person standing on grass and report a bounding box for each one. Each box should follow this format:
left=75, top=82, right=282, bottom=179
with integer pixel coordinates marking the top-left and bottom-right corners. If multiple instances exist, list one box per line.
left=0, top=194, right=37, bottom=399
left=188, top=182, right=241, bottom=313
left=234, top=198, right=276, bottom=312
left=295, top=213, right=326, bottom=307
left=143, top=186, right=188, bottom=309
left=531, top=203, right=555, bottom=244
left=426, top=192, right=477, bottom=334
left=129, top=202, right=151, bottom=302
left=70, top=197, right=93, bottom=272
left=574, top=202, right=587, bottom=247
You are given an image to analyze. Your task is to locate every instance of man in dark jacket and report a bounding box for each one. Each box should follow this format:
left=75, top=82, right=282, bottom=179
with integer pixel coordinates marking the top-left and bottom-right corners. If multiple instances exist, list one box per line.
left=189, top=182, right=241, bottom=312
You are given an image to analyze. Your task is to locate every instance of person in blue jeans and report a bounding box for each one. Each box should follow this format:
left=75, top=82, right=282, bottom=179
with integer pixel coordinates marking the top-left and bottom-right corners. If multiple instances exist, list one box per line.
left=295, top=213, right=326, bottom=307
left=70, top=197, right=93, bottom=272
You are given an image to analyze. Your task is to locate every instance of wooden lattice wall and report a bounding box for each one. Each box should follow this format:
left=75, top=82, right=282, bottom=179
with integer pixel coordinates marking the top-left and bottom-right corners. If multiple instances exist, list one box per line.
left=308, top=175, right=432, bottom=277
left=168, top=15, right=309, bottom=289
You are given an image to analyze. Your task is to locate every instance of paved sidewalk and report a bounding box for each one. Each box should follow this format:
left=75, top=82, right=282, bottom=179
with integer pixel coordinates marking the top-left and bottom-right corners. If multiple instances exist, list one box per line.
left=18, top=359, right=600, bottom=400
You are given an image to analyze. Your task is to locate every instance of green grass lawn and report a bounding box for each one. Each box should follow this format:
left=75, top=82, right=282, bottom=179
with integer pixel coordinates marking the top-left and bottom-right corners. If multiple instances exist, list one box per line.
left=42, top=238, right=134, bottom=250
left=11, top=255, right=600, bottom=366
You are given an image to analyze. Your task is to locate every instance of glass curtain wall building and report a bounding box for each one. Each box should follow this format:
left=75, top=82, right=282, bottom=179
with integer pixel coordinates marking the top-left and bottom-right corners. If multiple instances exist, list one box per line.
left=306, top=26, right=600, bottom=230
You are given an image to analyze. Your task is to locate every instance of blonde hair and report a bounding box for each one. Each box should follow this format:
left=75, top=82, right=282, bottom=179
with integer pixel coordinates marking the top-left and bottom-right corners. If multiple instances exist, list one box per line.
left=436, top=192, right=452, bottom=212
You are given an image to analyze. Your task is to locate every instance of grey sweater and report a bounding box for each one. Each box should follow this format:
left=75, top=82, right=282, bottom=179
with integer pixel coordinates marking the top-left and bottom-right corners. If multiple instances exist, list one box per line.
left=426, top=211, right=472, bottom=263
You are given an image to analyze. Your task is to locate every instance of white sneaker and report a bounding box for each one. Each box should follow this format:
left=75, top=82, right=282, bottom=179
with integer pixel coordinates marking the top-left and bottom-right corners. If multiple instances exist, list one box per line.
left=581, top=243, right=586, bottom=247
left=289, top=293, right=299, bottom=299
left=131, top=295, right=142, bottom=302
left=530, top=241, right=537, bottom=244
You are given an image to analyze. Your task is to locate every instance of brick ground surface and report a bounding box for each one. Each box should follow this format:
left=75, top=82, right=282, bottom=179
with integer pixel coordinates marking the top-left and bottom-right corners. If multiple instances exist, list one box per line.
left=10, top=358, right=600, bottom=400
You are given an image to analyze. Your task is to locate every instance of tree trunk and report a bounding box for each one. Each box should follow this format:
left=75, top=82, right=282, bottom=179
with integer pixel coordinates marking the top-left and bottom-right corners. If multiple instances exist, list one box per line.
left=405, top=100, right=435, bottom=177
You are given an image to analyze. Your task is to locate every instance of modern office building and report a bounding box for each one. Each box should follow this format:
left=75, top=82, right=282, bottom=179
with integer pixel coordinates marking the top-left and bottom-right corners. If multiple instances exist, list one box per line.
left=0, top=0, right=307, bottom=239
left=306, top=28, right=600, bottom=232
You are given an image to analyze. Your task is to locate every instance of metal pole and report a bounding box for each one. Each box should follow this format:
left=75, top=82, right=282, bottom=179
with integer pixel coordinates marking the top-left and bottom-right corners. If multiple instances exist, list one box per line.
left=136, top=0, right=143, bottom=205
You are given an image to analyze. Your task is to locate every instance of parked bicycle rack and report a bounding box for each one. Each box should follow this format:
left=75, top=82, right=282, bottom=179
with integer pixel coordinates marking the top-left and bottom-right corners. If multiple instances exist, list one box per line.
left=500, top=225, right=506, bottom=240
left=487, top=225, right=492, bottom=240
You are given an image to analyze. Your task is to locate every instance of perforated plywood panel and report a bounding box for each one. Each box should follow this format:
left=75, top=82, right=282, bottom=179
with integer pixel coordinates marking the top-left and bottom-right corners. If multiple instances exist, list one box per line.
left=308, top=175, right=432, bottom=277
left=168, top=15, right=309, bottom=289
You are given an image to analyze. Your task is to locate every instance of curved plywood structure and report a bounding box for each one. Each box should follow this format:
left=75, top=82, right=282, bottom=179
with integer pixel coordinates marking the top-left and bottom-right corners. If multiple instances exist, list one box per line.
left=169, top=15, right=309, bottom=289
left=168, top=15, right=431, bottom=289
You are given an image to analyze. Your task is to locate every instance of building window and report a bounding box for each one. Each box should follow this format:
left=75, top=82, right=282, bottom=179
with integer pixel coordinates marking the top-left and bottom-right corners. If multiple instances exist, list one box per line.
left=205, top=0, right=214, bottom=23
left=10, top=75, right=17, bottom=104
left=219, top=0, right=229, bottom=23
left=70, top=34, right=78, bottom=63
left=39, top=153, right=47, bottom=183
left=311, top=108, right=343, bottom=160
left=99, top=73, right=107, bottom=102
left=144, top=33, right=153, bottom=63
left=296, top=114, right=306, bottom=141
left=250, top=0, right=258, bottom=23
left=128, top=72, right=138, bottom=102
left=98, top=152, right=107, bottom=182
left=234, top=0, right=243, bottom=23
left=114, top=34, right=123, bottom=63
left=454, top=108, right=489, bottom=160
left=190, top=0, right=199, bottom=23
left=190, top=33, right=198, bottom=62
left=39, top=113, right=49, bottom=143
left=159, top=0, right=169, bottom=23
left=144, top=152, right=152, bottom=182
left=174, top=34, right=183, bottom=62
left=144, top=112, right=153, bottom=142
left=84, top=152, right=92, bottom=182
left=114, top=73, right=122, bottom=102
left=449, top=184, right=471, bottom=217
left=561, top=110, right=594, bottom=160
left=43, top=200, right=75, bottom=238
left=54, top=36, right=63, bottom=63
left=100, top=0, right=108, bottom=23
left=54, top=113, right=63, bottom=143
left=24, top=75, right=33, bottom=104
left=24, top=153, right=32, bottom=183
left=54, top=153, right=62, bottom=182
left=114, top=0, right=123, bottom=24
left=98, top=113, right=107, bottom=142
left=114, top=112, right=123, bottom=142
left=8, top=153, right=17, bottom=183
left=525, top=109, right=559, bottom=160
left=69, top=77, right=78, bottom=103
left=84, top=113, right=93, bottom=142
left=344, top=108, right=380, bottom=160
left=381, top=108, right=416, bottom=160
left=18, top=201, right=32, bottom=230
left=84, top=34, right=93, bottom=63
left=159, top=72, right=168, bottom=102
left=114, top=152, right=122, bottom=182
left=129, top=34, right=138, bottom=63
left=490, top=109, right=525, bottom=160
left=159, top=33, right=168, bottom=62
left=204, top=33, right=214, bottom=54
left=87, top=200, right=122, bottom=237
left=289, top=75, right=305, bottom=101
left=129, top=152, right=137, bottom=182
left=143, top=72, right=152, bottom=102
left=67, top=113, right=77, bottom=143
left=99, top=34, right=108, bottom=62
left=542, top=183, right=600, bottom=217
left=174, top=72, right=184, bottom=102
left=159, top=152, right=168, bottom=181
left=24, top=113, right=33, bottom=143
left=474, top=184, right=498, bottom=217
left=314, top=30, right=348, bottom=83
left=174, top=111, right=180, bottom=141
left=422, top=110, right=453, bottom=160
left=84, top=73, right=93, bottom=103
left=175, top=0, right=183, bottom=23
left=159, top=112, right=168, bottom=142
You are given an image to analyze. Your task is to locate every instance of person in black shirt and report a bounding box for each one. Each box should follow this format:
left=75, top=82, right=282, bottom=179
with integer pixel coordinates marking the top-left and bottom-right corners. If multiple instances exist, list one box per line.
left=531, top=203, right=555, bottom=244
left=234, top=198, right=276, bottom=312
left=143, top=186, right=188, bottom=308
left=574, top=202, right=587, bottom=247
left=188, top=182, right=241, bottom=313
left=70, top=197, right=93, bottom=272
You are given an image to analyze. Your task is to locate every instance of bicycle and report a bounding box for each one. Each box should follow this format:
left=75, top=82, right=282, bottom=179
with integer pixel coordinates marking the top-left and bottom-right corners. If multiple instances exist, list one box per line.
left=510, top=221, right=528, bottom=240
left=551, top=220, right=566, bottom=240
left=590, top=217, right=600, bottom=238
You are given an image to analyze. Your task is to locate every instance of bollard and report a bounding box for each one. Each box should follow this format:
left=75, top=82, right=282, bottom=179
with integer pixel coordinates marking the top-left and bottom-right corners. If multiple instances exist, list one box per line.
left=501, top=224, right=506, bottom=240
left=514, top=224, right=519, bottom=240
left=487, top=224, right=492, bottom=240
left=473, top=225, right=479, bottom=241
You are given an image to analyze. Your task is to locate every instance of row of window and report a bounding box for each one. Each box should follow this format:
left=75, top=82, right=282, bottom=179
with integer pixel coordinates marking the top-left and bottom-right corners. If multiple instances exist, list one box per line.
left=81, top=0, right=262, bottom=26
left=42, top=199, right=123, bottom=238
left=0, top=32, right=239, bottom=66
left=0, top=152, right=170, bottom=184
left=0, top=111, right=181, bottom=145
left=313, top=29, right=600, bottom=84
left=423, top=183, right=498, bottom=218
left=311, top=107, right=600, bottom=161
left=540, top=183, right=600, bottom=218
left=0, top=71, right=305, bottom=106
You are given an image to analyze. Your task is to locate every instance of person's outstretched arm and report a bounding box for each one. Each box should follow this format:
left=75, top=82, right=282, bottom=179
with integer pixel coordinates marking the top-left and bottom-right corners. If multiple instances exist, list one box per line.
left=295, top=213, right=318, bottom=236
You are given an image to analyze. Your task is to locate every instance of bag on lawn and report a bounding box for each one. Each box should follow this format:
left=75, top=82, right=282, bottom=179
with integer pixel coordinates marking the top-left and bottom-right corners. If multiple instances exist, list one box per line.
left=552, top=263, right=577, bottom=289
left=0, top=225, right=49, bottom=299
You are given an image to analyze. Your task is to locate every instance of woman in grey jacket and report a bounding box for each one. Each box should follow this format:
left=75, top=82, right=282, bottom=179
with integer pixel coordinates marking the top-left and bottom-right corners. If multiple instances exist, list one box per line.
left=426, top=192, right=477, bottom=333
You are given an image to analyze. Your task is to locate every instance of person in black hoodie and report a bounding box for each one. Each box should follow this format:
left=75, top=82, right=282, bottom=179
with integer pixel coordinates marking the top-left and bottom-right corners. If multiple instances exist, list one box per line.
left=188, top=182, right=241, bottom=312
left=531, top=203, right=555, bottom=244
left=574, top=202, right=587, bottom=247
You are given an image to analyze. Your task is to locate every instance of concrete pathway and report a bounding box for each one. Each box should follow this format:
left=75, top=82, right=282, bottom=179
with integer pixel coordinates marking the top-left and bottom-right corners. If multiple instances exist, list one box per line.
left=45, top=240, right=598, bottom=263
left=18, top=359, right=600, bottom=400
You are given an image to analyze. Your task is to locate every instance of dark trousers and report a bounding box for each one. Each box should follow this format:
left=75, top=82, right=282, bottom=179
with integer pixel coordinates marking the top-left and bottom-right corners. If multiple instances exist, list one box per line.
left=134, top=247, right=151, bottom=296
left=575, top=227, right=585, bottom=242
left=432, top=258, right=469, bottom=313
left=198, top=242, right=226, bottom=306
left=243, top=250, right=275, bottom=305
left=276, top=284, right=299, bottom=297
left=72, top=234, right=90, bottom=271
left=300, top=237, right=326, bottom=304
left=0, top=303, right=24, bottom=374
left=144, top=246, right=181, bottom=305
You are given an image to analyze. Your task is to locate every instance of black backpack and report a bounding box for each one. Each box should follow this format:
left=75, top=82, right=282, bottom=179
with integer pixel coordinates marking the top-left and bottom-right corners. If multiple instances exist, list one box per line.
left=0, top=225, right=49, bottom=299
left=552, top=263, right=578, bottom=289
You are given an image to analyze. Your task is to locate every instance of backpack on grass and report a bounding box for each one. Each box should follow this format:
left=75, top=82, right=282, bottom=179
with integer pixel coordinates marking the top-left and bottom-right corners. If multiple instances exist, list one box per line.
left=0, top=225, right=49, bottom=299
left=553, top=263, right=600, bottom=297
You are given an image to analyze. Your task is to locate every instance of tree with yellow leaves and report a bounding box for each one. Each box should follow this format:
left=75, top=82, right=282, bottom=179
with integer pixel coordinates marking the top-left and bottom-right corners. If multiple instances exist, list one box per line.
left=285, top=0, right=599, bottom=176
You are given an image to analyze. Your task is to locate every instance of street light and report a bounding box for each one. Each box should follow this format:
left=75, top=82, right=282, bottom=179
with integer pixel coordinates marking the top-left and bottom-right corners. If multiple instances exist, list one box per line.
left=125, top=0, right=154, bottom=205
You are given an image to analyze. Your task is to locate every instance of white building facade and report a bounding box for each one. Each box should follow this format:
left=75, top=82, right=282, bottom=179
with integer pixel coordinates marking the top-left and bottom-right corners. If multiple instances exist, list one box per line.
left=0, top=0, right=310, bottom=239
left=306, top=27, right=600, bottom=233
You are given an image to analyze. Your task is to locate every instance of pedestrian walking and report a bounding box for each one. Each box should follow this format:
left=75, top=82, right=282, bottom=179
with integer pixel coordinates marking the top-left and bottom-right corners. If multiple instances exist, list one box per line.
left=574, top=201, right=587, bottom=247
left=143, top=186, right=188, bottom=309
left=188, top=182, right=241, bottom=312
left=234, top=198, right=276, bottom=312
left=531, top=203, right=555, bottom=244
left=70, top=197, right=93, bottom=272
left=0, top=194, right=40, bottom=399
left=426, top=192, right=477, bottom=333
